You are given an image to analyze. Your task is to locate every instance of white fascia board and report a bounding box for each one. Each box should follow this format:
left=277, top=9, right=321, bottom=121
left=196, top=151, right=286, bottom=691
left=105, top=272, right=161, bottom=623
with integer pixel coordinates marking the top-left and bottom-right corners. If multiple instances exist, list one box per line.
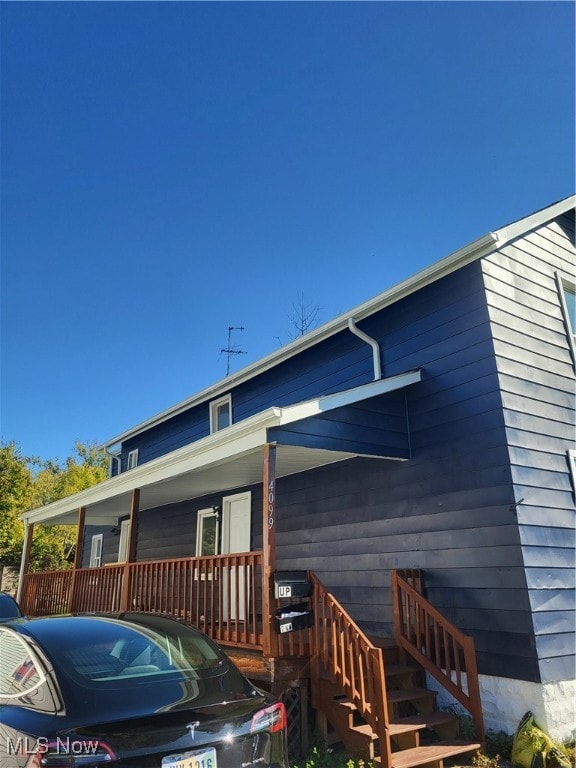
left=279, top=369, right=422, bottom=425
left=24, top=408, right=282, bottom=525
left=493, top=195, right=575, bottom=247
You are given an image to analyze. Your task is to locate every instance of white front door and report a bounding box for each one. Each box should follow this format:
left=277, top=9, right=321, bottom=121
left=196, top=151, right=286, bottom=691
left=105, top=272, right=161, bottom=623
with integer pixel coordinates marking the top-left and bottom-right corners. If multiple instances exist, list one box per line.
left=221, top=492, right=251, bottom=621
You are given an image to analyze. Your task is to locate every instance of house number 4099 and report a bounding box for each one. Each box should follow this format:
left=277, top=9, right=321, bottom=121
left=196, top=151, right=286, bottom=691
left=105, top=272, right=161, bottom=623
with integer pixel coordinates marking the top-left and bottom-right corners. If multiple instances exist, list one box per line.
left=268, top=479, right=275, bottom=529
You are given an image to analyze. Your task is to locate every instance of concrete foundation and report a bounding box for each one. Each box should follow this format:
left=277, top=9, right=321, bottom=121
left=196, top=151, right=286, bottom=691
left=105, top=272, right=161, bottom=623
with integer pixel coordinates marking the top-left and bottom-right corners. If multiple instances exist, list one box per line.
left=426, top=673, right=576, bottom=743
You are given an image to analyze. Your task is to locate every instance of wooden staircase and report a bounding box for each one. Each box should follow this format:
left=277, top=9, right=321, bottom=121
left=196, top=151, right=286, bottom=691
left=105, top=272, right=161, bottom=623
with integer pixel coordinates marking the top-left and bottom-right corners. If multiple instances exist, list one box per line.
left=310, top=571, right=484, bottom=768
left=314, top=637, right=482, bottom=767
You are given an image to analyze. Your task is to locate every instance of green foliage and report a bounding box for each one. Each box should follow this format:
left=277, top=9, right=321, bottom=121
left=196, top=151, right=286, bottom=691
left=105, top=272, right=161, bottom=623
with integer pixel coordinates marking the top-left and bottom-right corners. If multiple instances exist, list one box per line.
left=0, top=441, right=108, bottom=573
left=486, top=730, right=514, bottom=761
left=291, top=745, right=375, bottom=768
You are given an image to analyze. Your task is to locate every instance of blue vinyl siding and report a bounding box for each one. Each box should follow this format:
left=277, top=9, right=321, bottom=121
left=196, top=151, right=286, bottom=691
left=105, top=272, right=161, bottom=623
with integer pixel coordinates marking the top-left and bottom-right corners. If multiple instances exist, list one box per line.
left=268, top=390, right=412, bottom=458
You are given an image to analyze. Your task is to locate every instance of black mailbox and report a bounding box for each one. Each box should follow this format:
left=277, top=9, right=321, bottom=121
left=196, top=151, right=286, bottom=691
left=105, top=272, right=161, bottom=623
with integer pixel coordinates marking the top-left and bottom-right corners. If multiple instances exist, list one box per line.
left=275, top=602, right=313, bottom=634
left=274, top=571, right=312, bottom=599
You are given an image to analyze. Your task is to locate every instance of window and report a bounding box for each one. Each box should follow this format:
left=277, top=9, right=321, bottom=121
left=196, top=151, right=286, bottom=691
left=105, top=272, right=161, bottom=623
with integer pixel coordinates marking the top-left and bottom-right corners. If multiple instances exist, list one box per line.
left=196, top=509, right=219, bottom=557
left=89, top=534, right=103, bottom=568
left=209, top=395, right=232, bottom=434
left=556, top=272, right=576, bottom=365
left=127, top=449, right=139, bottom=470
left=117, top=520, right=131, bottom=563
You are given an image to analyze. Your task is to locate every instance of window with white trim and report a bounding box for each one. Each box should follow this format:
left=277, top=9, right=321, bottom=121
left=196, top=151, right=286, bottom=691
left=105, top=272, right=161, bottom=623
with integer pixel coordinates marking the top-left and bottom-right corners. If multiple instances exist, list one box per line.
left=209, top=395, right=232, bottom=434
left=196, top=509, right=219, bottom=557
left=556, top=272, right=576, bottom=365
left=89, top=534, right=103, bottom=568
left=127, top=449, right=139, bottom=470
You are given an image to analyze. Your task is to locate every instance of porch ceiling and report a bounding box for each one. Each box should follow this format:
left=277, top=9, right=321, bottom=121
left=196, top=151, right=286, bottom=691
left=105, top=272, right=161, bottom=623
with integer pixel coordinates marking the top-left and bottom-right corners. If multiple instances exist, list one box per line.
left=27, top=443, right=357, bottom=526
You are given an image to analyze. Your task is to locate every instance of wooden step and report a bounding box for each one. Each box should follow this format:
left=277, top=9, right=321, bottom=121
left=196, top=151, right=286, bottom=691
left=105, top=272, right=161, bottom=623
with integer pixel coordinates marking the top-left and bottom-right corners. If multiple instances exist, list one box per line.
left=348, top=710, right=460, bottom=740
left=385, top=663, right=420, bottom=679
left=368, top=635, right=400, bottom=663
left=387, top=687, right=437, bottom=705
left=390, top=711, right=459, bottom=735
left=375, top=740, right=482, bottom=768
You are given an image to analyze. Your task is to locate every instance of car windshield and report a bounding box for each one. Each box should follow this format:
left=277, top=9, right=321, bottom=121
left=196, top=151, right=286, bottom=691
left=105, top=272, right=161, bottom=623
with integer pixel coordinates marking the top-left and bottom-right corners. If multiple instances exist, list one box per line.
left=31, top=614, right=227, bottom=686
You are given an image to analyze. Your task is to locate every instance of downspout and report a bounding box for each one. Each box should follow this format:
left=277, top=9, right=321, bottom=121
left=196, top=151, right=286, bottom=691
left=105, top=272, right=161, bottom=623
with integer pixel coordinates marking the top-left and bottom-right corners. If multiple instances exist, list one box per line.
left=105, top=447, right=122, bottom=477
left=348, top=317, right=382, bottom=380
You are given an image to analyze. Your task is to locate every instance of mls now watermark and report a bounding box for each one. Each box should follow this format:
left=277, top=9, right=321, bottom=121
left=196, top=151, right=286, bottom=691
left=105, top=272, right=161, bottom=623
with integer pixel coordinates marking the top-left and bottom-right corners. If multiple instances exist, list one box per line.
left=6, top=736, right=101, bottom=756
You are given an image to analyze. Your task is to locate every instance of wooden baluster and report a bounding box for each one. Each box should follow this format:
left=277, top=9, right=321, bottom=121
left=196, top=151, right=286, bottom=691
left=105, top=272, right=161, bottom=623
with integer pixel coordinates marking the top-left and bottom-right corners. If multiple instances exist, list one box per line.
left=454, top=638, right=462, bottom=690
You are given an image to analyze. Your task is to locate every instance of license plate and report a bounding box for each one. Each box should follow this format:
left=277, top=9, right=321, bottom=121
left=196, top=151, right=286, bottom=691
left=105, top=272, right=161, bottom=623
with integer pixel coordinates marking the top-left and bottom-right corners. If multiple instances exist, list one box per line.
left=162, top=747, right=217, bottom=768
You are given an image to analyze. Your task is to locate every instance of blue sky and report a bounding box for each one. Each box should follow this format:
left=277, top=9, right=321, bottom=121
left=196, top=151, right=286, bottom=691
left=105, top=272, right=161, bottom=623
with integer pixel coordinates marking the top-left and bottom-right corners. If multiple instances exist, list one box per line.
left=1, top=1, right=574, bottom=464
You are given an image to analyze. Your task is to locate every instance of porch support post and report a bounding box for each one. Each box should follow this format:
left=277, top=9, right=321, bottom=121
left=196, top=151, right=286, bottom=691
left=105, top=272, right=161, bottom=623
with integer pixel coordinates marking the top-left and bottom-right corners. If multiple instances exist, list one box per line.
left=120, top=488, right=140, bottom=611
left=16, top=522, right=34, bottom=603
left=68, top=507, right=86, bottom=612
left=262, top=443, right=278, bottom=658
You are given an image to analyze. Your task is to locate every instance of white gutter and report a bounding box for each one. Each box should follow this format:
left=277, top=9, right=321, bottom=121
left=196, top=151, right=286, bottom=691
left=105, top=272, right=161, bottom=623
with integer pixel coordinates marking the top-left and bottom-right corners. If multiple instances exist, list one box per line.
left=348, top=317, right=382, bottom=380
left=102, top=231, right=498, bottom=449
left=101, top=193, right=575, bottom=449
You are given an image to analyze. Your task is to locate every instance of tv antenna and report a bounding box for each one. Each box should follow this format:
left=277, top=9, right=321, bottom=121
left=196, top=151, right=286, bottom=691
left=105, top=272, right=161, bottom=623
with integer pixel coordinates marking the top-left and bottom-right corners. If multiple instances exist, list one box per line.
left=221, top=326, right=247, bottom=375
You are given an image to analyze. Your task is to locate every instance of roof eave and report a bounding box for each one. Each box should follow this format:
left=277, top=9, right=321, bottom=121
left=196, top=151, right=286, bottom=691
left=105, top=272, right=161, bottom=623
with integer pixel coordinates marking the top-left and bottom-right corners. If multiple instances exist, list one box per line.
left=102, top=193, right=576, bottom=449
left=103, top=232, right=500, bottom=449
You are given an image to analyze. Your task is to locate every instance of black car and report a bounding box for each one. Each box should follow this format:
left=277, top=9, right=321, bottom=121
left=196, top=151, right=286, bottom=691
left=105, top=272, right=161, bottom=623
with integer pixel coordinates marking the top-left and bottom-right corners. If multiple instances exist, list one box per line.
left=0, top=612, right=288, bottom=767
left=0, top=593, right=22, bottom=623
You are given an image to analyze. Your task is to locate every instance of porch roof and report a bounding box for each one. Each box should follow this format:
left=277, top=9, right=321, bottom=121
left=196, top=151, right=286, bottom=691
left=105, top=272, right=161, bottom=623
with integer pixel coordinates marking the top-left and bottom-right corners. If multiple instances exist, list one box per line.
left=23, top=369, right=421, bottom=527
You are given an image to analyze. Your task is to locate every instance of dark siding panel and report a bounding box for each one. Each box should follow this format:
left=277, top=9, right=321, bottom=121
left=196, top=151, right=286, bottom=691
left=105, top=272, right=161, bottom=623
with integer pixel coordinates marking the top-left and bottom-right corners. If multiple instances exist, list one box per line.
left=136, top=484, right=262, bottom=561
left=269, top=391, right=411, bottom=458
left=122, top=406, right=210, bottom=468
left=82, top=526, right=118, bottom=567
left=483, top=215, right=576, bottom=684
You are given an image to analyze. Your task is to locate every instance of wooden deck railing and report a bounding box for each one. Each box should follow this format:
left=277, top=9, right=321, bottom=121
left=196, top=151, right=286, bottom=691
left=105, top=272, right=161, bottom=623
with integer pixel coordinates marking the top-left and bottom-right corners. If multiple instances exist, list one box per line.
left=20, top=552, right=264, bottom=651
left=310, top=572, right=392, bottom=768
left=20, top=568, right=73, bottom=616
left=392, top=569, right=485, bottom=742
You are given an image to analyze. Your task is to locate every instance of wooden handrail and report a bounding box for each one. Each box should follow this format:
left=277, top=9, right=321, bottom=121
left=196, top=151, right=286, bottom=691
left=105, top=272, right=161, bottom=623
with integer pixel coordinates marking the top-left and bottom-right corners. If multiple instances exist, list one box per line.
left=392, top=570, right=485, bottom=743
left=310, top=572, right=392, bottom=768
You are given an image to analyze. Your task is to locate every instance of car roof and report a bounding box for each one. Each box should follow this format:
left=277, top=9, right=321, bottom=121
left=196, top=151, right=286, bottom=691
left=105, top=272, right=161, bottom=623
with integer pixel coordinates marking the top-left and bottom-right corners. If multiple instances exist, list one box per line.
left=2, top=611, right=198, bottom=639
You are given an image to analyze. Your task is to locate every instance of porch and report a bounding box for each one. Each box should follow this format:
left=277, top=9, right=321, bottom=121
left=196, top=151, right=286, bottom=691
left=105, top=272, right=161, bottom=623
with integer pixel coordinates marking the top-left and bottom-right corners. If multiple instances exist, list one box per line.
left=19, top=550, right=309, bottom=659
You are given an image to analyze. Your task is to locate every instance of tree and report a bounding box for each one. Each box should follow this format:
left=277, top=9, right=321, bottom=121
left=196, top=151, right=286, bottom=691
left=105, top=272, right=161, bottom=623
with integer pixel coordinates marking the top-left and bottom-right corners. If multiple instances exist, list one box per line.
left=0, top=442, right=34, bottom=569
left=0, top=441, right=108, bottom=573
left=287, top=292, right=322, bottom=339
